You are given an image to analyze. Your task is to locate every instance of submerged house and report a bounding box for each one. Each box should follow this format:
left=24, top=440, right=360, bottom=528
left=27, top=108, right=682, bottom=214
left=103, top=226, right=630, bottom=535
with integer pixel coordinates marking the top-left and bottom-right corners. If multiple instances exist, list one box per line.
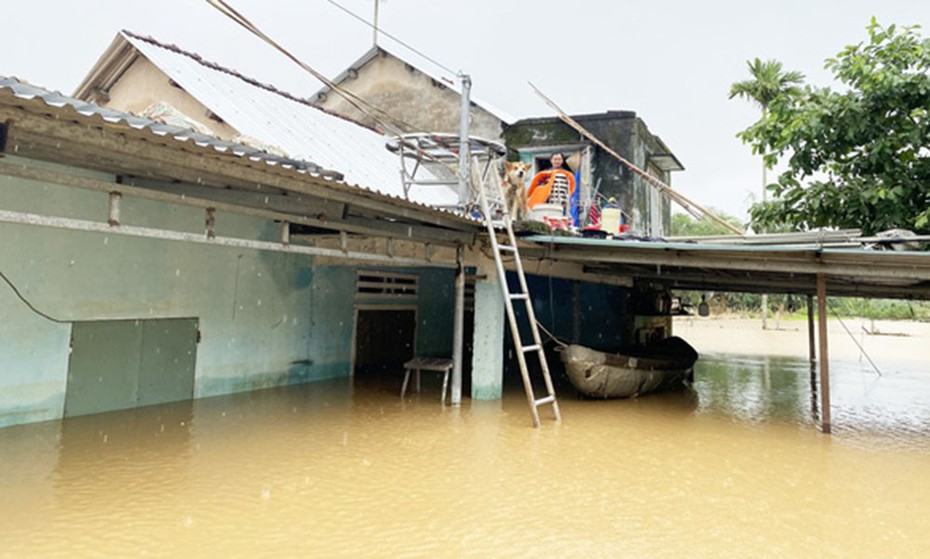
left=0, top=75, right=485, bottom=427
left=0, top=31, right=649, bottom=427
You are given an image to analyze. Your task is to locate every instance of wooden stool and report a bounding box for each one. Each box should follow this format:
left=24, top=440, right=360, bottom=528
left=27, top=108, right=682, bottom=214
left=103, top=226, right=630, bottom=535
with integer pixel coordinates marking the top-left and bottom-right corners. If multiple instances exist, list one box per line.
left=400, top=357, right=455, bottom=405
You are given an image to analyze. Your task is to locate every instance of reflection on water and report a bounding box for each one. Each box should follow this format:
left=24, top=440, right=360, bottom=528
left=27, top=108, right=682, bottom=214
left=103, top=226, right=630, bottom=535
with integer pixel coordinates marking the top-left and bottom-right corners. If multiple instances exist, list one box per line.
left=1, top=355, right=930, bottom=558
left=695, top=353, right=930, bottom=450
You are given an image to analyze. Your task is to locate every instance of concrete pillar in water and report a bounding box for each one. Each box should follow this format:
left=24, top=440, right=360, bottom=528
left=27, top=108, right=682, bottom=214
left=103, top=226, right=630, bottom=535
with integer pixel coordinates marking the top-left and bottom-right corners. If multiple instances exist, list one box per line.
left=471, top=277, right=505, bottom=400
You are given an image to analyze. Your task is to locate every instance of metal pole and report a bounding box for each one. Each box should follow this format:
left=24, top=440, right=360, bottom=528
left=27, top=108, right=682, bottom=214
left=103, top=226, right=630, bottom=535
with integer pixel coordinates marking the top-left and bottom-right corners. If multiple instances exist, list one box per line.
left=807, top=294, right=816, bottom=363
left=451, top=244, right=465, bottom=406
left=372, top=0, right=380, bottom=46
left=816, top=274, right=832, bottom=434
left=458, top=74, right=472, bottom=206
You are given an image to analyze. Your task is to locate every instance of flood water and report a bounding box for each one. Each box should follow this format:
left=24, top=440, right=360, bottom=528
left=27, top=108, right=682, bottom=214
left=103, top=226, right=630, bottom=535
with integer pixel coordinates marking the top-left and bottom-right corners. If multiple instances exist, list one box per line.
left=2, top=353, right=930, bottom=558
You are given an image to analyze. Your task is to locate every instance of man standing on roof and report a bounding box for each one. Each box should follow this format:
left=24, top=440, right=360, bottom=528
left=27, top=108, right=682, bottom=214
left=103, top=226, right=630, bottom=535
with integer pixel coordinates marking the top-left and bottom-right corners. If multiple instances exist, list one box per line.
left=527, top=152, right=576, bottom=213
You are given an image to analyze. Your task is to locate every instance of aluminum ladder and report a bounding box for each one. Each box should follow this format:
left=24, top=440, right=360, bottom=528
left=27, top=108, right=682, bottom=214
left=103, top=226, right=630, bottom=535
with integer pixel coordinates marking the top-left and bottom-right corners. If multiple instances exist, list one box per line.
left=472, top=160, right=561, bottom=427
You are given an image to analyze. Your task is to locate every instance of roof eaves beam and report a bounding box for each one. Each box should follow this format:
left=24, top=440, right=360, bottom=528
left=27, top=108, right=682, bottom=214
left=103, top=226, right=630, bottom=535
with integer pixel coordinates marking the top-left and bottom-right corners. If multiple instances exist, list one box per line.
left=0, top=104, right=478, bottom=232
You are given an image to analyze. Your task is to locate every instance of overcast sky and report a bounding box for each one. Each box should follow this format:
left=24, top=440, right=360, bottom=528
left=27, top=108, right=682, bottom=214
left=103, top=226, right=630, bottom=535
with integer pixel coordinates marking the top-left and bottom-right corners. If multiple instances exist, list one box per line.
left=6, top=0, right=930, bottom=220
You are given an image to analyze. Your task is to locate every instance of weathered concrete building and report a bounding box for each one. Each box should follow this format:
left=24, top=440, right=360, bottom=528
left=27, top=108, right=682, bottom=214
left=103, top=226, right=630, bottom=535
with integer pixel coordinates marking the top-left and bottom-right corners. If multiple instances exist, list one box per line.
left=0, top=75, right=497, bottom=427
left=1, top=64, right=641, bottom=428
left=309, top=45, right=509, bottom=140
left=504, top=111, right=684, bottom=237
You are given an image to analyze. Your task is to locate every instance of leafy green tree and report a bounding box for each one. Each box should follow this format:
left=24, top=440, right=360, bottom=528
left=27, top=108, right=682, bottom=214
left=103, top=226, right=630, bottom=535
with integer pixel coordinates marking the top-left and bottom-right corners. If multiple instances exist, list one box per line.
left=740, top=20, right=930, bottom=235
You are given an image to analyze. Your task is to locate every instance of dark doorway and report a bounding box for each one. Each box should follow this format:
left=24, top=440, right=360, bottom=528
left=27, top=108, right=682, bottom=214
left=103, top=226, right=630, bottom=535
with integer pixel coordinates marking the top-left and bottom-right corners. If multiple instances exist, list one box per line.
left=353, top=309, right=416, bottom=381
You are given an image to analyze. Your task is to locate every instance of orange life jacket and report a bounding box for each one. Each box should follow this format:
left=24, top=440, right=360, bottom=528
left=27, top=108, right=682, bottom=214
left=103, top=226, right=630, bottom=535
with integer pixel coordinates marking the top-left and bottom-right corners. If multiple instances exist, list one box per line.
left=526, top=169, right=576, bottom=209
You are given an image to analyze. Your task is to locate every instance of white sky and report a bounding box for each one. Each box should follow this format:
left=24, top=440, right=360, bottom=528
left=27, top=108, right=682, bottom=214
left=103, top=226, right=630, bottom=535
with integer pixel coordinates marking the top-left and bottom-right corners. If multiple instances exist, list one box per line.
left=6, top=0, right=930, bottom=221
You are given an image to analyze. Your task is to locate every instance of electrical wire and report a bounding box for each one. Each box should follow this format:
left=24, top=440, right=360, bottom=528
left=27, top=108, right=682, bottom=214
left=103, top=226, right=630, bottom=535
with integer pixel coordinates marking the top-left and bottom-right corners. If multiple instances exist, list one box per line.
left=827, top=301, right=883, bottom=376
left=0, top=270, right=68, bottom=324
left=205, top=0, right=495, bottom=196
left=206, top=0, right=414, bottom=134
left=327, top=0, right=459, bottom=76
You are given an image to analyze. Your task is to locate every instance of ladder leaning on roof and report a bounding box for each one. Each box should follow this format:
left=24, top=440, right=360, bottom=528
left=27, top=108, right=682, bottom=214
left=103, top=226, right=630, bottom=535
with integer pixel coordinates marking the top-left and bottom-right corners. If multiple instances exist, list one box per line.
left=473, top=157, right=561, bottom=427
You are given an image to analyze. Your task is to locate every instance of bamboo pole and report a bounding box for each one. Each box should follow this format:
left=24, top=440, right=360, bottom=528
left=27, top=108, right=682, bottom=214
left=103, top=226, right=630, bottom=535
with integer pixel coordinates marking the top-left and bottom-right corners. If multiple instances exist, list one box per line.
left=529, top=83, right=744, bottom=236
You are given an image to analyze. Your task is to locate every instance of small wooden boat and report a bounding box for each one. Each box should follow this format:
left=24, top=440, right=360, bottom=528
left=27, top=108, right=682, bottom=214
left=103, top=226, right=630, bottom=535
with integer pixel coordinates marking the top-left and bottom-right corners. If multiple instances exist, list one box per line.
left=559, top=336, right=698, bottom=399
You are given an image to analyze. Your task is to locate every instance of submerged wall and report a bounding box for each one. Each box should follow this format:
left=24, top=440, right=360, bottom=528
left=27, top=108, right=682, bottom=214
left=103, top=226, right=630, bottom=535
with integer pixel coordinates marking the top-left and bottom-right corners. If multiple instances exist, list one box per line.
left=0, top=157, right=461, bottom=428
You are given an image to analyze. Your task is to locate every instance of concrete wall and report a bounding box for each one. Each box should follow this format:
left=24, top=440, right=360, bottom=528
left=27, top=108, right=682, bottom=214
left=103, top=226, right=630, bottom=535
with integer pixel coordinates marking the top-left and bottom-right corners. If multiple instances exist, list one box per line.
left=0, top=158, right=315, bottom=427
left=503, top=114, right=674, bottom=235
left=0, top=158, right=462, bottom=427
left=315, top=51, right=503, bottom=140
left=103, top=57, right=238, bottom=140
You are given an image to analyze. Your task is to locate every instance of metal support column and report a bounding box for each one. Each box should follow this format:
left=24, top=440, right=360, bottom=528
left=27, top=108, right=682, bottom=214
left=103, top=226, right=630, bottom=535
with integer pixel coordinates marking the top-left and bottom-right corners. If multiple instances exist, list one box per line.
left=457, top=74, right=472, bottom=205
left=816, top=275, right=832, bottom=434
left=807, top=294, right=816, bottom=364
left=451, top=244, right=465, bottom=406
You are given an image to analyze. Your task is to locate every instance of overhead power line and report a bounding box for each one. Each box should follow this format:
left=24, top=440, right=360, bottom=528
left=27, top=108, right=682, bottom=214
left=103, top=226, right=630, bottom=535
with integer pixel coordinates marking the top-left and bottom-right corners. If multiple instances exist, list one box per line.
left=327, top=0, right=460, bottom=77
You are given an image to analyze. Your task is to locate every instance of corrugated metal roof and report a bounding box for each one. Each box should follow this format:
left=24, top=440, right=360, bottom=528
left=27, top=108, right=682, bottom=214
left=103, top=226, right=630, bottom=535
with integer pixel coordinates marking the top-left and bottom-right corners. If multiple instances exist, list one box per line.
left=0, top=75, right=340, bottom=177
left=121, top=31, right=458, bottom=208
left=521, top=233, right=930, bottom=300
left=525, top=233, right=930, bottom=259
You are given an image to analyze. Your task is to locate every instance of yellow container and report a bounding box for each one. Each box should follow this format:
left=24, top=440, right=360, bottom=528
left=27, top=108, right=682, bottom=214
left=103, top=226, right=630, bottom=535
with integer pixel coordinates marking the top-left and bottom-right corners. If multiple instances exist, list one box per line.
left=600, top=208, right=622, bottom=234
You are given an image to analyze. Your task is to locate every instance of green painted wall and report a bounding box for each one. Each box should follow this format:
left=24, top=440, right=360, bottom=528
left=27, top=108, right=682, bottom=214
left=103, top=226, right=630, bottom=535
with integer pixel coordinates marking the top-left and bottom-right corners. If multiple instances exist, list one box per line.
left=0, top=158, right=461, bottom=428
left=306, top=265, right=356, bottom=380
left=0, top=157, right=321, bottom=427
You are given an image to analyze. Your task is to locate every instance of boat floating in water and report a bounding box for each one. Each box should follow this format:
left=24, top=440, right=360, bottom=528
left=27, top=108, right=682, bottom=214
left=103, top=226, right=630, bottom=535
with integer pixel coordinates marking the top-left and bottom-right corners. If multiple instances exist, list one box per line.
left=559, top=336, right=698, bottom=399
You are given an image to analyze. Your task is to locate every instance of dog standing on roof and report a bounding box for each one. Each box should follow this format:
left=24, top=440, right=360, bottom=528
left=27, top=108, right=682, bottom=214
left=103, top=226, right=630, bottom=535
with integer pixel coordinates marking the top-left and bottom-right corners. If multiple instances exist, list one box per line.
left=500, top=160, right=532, bottom=220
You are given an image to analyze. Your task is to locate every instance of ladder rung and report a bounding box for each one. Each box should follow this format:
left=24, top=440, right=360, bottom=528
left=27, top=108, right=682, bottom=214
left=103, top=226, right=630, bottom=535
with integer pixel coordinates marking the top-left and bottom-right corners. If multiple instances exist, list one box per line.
left=534, top=395, right=556, bottom=407
left=509, top=293, right=529, bottom=301
left=522, top=344, right=542, bottom=353
left=497, top=244, right=517, bottom=252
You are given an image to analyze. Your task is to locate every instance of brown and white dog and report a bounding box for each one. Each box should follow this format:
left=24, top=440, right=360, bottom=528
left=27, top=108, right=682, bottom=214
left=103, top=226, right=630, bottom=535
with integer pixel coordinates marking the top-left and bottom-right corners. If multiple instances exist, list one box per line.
left=501, top=161, right=532, bottom=220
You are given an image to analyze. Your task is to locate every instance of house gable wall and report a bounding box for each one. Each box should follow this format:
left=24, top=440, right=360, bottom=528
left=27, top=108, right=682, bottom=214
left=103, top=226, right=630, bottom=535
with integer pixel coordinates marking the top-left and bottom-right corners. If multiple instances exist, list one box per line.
left=315, top=53, right=502, bottom=139
left=103, top=57, right=238, bottom=140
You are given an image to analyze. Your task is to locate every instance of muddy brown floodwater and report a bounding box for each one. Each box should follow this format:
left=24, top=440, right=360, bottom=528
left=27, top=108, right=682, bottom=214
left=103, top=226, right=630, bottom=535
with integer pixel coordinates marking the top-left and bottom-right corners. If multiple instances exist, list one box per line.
left=1, top=319, right=929, bottom=557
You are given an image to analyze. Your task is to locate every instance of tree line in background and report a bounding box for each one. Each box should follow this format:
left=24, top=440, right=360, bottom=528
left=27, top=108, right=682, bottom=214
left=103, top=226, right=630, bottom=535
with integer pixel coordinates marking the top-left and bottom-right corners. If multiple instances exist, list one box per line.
left=675, top=290, right=930, bottom=322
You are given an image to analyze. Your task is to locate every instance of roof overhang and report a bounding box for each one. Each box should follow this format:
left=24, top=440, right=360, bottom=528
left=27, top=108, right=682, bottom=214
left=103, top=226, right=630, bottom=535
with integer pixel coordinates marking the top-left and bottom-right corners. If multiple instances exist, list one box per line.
left=520, top=235, right=930, bottom=301
left=73, top=31, right=138, bottom=103
left=648, top=153, right=685, bottom=173
left=1, top=77, right=479, bottom=248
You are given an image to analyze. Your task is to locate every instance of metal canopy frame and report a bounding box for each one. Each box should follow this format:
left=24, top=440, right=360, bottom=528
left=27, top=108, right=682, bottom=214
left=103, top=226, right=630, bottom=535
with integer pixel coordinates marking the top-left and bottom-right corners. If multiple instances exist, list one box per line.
left=386, top=133, right=506, bottom=210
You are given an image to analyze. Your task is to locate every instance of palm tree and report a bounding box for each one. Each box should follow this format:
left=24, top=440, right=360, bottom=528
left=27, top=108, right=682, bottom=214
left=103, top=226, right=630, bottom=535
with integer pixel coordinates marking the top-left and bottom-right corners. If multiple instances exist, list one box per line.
left=730, top=58, right=804, bottom=329
left=730, top=58, right=805, bottom=202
